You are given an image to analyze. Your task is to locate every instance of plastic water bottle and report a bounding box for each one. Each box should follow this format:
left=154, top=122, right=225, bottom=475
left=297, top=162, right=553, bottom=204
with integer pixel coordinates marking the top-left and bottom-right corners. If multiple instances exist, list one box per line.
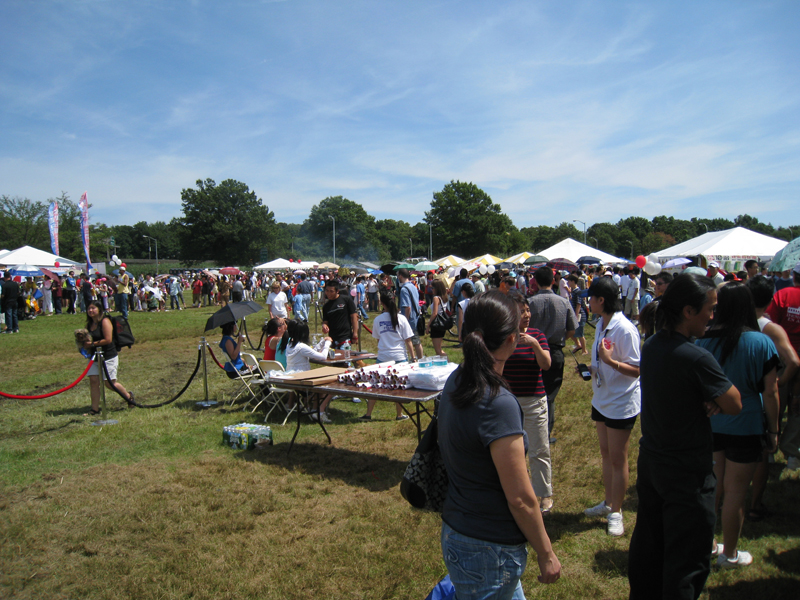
left=342, top=340, right=351, bottom=360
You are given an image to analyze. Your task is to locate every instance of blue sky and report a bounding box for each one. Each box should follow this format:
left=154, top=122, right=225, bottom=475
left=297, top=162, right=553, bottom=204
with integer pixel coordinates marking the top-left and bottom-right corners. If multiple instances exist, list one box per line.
left=2, top=1, right=798, bottom=229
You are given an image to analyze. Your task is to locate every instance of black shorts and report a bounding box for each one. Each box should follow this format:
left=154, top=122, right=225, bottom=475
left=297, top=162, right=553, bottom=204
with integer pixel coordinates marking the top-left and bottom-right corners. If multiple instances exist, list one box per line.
left=591, top=405, right=637, bottom=430
left=429, top=326, right=447, bottom=339
left=712, top=433, right=763, bottom=464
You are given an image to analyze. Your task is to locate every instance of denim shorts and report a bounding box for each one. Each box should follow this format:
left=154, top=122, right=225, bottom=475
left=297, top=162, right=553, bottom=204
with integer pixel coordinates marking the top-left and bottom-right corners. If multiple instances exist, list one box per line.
left=574, top=315, right=586, bottom=338
left=441, top=522, right=528, bottom=600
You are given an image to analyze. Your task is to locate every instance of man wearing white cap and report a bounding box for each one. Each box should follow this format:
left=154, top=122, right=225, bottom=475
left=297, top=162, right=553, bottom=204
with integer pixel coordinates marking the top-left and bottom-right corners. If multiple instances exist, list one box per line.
left=707, top=261, right=724, bottom=285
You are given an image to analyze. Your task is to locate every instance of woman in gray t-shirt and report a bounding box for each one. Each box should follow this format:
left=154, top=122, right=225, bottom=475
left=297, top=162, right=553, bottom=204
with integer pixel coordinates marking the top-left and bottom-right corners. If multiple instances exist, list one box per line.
left=438, top=291, right=561, bottom=598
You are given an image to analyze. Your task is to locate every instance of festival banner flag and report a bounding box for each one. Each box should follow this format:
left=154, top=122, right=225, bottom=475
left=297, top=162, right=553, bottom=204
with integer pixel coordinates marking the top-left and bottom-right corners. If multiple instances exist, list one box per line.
left=48, top=200, right=59, bottom=256
left=78, top=191, right=92, bottom=270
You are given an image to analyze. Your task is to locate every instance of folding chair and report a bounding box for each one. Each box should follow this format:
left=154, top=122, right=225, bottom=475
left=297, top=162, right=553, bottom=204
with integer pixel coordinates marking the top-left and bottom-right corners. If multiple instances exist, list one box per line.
left=253, top=360, right=298, bottom=425
left=239, top=353, right=272, bottom=411
left=221, top=346, right=260, bottom=407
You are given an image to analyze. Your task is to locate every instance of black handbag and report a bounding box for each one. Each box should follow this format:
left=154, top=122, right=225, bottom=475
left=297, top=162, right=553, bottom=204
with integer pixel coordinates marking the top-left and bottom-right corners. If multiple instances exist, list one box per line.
left=400, top=415, right=449, bottom=512
left=430, top=311, right=454, bottom=331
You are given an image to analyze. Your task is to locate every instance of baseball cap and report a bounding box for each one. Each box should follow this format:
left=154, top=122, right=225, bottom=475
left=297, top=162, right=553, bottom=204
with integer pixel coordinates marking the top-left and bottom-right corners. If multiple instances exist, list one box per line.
left=708, top=261, right=720, bottom=268
left=119, top=266, right=126, bottom=271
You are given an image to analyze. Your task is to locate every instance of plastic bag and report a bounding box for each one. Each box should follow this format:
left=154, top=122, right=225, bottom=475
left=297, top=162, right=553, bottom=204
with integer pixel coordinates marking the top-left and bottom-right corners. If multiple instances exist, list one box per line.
left=407, top=363, right=458, bottom=391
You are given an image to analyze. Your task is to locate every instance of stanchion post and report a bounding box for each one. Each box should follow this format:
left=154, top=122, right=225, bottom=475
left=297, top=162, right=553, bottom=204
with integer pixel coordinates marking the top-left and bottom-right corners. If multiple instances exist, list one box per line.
left=92, top=348, right=119, bottom=426
left=196, top=337, right=217, bottom=408
left=98, top=348, right=108, bottom=421
left=202, top=338, right=209, bottom=403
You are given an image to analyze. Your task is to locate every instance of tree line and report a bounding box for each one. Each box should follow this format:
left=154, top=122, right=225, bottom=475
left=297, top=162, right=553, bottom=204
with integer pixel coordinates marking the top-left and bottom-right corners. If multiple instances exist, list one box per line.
left=3, top=180, right=797, bottom=267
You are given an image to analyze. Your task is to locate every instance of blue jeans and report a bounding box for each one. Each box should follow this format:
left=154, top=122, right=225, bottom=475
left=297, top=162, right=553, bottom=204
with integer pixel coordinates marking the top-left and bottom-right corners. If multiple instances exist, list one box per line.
left=118, top=293, right=129, bottom=319
left=441, top=522, right=527, bottom=600
left=4, top=302, right=19, bottom=332
left=294, top=294, right=309, bottom=321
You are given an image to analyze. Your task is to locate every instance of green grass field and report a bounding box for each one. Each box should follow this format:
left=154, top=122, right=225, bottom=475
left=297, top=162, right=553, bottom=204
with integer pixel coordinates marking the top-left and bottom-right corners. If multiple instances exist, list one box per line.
left=1, top=304, right=799, bottom=599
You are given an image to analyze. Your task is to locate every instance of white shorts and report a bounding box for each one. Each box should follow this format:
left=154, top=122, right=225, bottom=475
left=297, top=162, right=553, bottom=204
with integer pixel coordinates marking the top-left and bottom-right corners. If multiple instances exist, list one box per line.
left=88, top=355, right=119, bottom=380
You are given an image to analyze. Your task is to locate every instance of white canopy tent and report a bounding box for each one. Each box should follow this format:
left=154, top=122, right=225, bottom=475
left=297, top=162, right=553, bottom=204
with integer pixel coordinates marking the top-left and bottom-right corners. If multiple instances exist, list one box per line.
left=654, top=227, right=787, bottom=272
left=0, top=245, right=81, bottom=268
left=253, top=258, right=293, bottom=270
left=537, top=238, right=625, bottom=264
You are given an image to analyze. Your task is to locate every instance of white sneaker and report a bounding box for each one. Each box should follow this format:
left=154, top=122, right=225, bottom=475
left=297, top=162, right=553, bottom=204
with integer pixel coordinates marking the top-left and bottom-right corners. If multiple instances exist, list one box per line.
left=585, top=500, right=612, bottom=517
left=717, top=550, right=753, bottom=569
left=319, top=412, right=332, bottom=424
left=787, top=456, right=800, bottom=470
left=607, top=512, right=624, bottom=536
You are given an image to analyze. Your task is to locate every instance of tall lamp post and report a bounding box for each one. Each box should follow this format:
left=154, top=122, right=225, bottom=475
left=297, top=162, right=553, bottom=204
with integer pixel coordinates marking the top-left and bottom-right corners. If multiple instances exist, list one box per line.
left=591, top=236, right=598, bottom=249
left=573, top=220, right=586, bottom=245
left=142, top=235, right=159, bottom=274
left=329, top=216, right=336, bottom=265
left=409, top=237, right=413, bottom=258
left=700, top=222, right=709, bottom=233
left=628, top=240, right=634, bottom=260
left=429, top=223, right=433, bottom=260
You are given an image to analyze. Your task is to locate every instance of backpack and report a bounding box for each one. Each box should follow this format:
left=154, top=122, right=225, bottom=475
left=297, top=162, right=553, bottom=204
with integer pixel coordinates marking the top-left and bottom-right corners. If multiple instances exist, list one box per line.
left=110, top=316, right=135, bottom=351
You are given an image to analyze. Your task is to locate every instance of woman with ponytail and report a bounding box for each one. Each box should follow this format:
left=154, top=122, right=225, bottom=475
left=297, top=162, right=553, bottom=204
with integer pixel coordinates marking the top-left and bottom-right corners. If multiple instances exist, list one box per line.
left=438, top=290, right=561, bottom=597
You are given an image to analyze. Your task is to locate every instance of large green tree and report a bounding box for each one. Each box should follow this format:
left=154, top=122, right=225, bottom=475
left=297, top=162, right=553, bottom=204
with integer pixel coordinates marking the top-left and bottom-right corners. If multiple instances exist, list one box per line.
left=425, top=181, right=514, bottom=258
left=178, top=179, right=277, bottom=266
left=0, top=195, right=48, bottom=249
left=304, top=196, right=380, bottom=262
left=375, top=218, right=415, bottom=262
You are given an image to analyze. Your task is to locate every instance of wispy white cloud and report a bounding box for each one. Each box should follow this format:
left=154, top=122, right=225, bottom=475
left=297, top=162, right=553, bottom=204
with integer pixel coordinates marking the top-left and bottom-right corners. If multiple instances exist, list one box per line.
left=0, top=0, right=798, bottom=231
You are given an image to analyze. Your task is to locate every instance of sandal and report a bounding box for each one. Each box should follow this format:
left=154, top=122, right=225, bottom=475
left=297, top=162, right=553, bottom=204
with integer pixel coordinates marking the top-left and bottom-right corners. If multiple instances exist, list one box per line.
left=126, top=391, right=136, bottom=408
left=84, top=408, right=101, bottom=416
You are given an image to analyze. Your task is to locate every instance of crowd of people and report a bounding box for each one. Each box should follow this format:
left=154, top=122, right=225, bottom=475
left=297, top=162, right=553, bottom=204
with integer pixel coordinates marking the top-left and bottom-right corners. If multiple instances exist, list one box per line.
left=3, top=253, right=799, bottom=598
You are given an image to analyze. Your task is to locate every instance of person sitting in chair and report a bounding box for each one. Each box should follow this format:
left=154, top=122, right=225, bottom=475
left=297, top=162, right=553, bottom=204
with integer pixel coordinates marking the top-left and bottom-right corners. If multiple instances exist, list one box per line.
left=219, top=321, right=253, bottom=379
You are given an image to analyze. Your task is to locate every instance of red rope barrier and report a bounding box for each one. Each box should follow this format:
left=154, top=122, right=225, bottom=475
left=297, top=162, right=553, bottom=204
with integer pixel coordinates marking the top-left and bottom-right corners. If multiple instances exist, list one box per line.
left=0, top=358, right=95, bottom=399
left=204, top=344, right=227, bottom=370
left=361, top=323, right=373, bottom=335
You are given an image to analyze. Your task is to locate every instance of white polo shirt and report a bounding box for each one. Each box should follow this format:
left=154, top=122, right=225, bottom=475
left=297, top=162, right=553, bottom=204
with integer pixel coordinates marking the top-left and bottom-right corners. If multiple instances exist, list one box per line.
left=591, top=311, right=641, bottom=419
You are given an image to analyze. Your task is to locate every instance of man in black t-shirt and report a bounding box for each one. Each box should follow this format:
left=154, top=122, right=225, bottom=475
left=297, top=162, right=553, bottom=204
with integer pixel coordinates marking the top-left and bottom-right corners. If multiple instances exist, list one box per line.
left=321, top=279, right=358, bottom=347
left=80, top=274, right=93, bottom=312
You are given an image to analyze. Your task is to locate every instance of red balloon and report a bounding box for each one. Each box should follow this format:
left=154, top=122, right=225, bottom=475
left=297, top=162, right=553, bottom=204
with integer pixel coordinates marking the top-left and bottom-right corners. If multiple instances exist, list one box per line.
left=54, top=261, right=60, bottom=267
left=635, top=255, right=647, bottom=268
left=120, top=263, right=126, bottom=268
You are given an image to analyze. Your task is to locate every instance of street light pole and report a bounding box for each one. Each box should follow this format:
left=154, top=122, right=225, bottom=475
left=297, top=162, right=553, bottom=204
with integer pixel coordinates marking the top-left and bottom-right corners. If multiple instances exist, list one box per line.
left=628, top=240, right=634, bottom=259
left=409, top=237, right=413, bottom=258
left=573, top=220, right=586, bottom=245
left=429, top=223, right=433, bottom=260
left=700, top=222, right=709, bottom=233
left=142, top=235, right=159, bottom=274
left=591, top=236, right=598, bottom=248
left=329, top=216, right=336, bottom=264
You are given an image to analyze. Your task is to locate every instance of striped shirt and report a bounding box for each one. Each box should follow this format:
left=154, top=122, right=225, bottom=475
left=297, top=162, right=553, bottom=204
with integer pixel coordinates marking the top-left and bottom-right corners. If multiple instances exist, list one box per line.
left=503, top=327, right=549, bottom=397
